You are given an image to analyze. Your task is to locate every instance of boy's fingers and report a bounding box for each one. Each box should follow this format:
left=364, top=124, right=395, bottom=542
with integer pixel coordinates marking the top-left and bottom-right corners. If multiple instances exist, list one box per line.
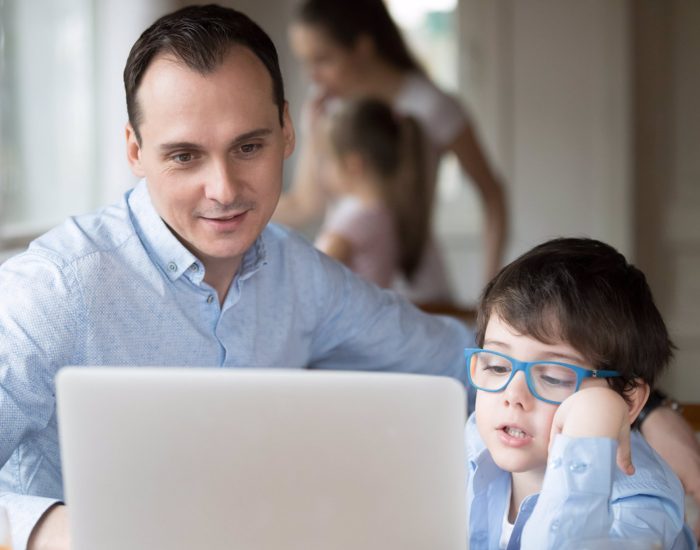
left=548, top=410, right=565, bottom=452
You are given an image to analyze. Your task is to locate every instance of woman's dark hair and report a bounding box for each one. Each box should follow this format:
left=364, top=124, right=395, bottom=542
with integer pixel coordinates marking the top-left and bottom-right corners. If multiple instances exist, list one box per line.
left=475, top=238, right=674, bottom=399
left=294, top=0, right=420, bottom=72
left=124, top=4, right=285, bottom=144
left=328, top=98, right=429, bottom=280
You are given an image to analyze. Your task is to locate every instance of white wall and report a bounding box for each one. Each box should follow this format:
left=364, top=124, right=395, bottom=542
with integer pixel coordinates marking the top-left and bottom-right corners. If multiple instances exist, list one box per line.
left=634, top=0, right=700, bottom=402
left=94, top=0, right=173, bottom=206
left=459, top=0, right=631, bottom=264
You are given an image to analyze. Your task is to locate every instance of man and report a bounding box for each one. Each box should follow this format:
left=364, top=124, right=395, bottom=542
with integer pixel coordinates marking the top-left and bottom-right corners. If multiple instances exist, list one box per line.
left=0, top=6, right=468, bottom=549
left=0, top=5, right=697, bottom=550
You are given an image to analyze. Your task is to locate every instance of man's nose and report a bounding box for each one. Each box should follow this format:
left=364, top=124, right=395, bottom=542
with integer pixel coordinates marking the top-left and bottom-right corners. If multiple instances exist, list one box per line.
left=205, top=161, right=238, bottom=205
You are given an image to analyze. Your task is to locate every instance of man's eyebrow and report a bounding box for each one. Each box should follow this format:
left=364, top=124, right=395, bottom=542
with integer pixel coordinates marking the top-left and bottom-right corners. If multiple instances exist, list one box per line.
left=231, top=128, right=273, bottom=144
left=158, top=129, right=273, bottom=154
left=158, top=141, right=203, bottom=154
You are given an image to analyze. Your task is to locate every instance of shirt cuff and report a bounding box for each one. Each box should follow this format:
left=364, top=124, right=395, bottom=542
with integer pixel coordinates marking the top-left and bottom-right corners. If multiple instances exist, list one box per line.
left=544, top=434, right=617, bottom=495
left=1, top=493, right=61, bottom=550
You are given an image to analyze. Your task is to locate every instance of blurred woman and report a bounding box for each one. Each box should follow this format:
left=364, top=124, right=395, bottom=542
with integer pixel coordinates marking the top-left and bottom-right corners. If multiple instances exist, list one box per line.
left=275, top=0, right=507, bottom=303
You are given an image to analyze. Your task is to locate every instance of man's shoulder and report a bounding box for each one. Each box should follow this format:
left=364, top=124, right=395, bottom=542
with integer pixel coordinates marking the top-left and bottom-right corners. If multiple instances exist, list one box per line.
left=259, top=222, right=359, bottom=296
left=262, top=222, right=324, bottom=262
left=23, top=198, right=135, bottom=269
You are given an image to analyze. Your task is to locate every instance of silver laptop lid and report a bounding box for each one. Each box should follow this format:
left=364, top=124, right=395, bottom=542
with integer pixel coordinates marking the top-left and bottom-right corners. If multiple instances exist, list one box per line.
left=56, top=367, right=467, bottom=550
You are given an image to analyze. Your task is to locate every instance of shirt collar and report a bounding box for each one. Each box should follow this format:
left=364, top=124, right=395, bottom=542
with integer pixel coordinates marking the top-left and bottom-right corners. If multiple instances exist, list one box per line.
left=238, top=229, right=268, bottom=281
left=127, top=179, right=268, bottom=283
left=127, top=179, right=199, bottom=282
left=466, top=413, right=505, bottom=492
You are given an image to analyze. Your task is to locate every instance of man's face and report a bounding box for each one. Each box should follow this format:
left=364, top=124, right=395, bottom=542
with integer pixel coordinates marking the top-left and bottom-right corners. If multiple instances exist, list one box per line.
left=126, top=47, right=295, bottom=275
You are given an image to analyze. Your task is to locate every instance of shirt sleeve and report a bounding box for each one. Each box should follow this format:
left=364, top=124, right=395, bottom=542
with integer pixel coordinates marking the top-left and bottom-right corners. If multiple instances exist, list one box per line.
left=521, top=435, right=694, bottom=549
left=0, top=251, right=81, bottom=549
left=0, top=494, right=61, bottom=550
left=306, top=250, right=472, bottom=388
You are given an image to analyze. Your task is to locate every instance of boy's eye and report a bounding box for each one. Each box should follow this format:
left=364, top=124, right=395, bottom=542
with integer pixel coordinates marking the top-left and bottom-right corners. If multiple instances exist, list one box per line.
left=538, top=374, right=575, bottom=387
left=484, top=364, right=511, bottom=375
left=533, top=365, right=577, bottom=388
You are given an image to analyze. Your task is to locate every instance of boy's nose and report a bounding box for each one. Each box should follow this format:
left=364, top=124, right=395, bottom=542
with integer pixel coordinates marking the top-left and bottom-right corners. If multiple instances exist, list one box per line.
left=503, top=371, right=533, bottom=409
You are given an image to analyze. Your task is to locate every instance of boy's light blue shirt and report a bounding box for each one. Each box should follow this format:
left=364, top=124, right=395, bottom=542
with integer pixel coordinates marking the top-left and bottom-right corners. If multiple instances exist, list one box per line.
left=0, top=180, right=472, bottom=549
left=465, top=413, right=696, bottom=549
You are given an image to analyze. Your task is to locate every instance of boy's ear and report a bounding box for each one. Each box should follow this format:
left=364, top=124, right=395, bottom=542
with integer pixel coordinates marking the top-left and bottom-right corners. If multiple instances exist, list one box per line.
left=626, top=380, right=651, bottom=424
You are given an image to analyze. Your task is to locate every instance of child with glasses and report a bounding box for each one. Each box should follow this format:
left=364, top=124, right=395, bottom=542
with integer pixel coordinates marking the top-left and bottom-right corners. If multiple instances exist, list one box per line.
left=465, top=237, right=696, bottom=549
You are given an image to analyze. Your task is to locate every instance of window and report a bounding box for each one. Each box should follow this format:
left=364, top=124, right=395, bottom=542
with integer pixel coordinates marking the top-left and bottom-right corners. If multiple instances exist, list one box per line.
left=0, top=0, right=96, bottom=250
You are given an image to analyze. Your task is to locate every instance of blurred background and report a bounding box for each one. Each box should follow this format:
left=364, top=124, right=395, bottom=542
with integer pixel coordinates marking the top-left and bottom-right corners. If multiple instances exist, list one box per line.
left=0, top=0, right=698, bottom=402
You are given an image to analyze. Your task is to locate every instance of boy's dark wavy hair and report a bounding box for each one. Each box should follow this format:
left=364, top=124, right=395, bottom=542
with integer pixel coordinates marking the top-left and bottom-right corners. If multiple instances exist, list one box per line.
left=475, top=237, right=674, bottom=399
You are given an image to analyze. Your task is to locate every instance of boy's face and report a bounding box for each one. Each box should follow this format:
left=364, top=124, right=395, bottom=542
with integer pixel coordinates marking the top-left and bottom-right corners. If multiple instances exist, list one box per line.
left=475, top=313, right=610, bottom=475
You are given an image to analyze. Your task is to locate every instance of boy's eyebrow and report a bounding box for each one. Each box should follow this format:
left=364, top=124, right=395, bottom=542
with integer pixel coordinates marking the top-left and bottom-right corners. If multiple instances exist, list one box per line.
left=483, top=340, right=585, bottom=365
left=483, top=338, right=509, bottom=350
left=544, top=352, right=586, bottom=365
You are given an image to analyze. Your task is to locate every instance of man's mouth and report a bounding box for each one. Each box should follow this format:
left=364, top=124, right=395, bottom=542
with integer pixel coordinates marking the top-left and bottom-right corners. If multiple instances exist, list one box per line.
left=204, top=211, right=245, bottom=221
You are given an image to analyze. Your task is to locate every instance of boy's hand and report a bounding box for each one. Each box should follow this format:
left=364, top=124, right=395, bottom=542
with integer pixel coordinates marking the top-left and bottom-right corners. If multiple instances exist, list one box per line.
left=549, top=386, right=635, bottom=475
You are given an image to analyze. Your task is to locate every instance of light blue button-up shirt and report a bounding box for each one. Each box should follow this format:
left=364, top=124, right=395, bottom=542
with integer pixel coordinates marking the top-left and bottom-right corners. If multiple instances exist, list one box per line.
left=465, top=413, right=696, bottom=549
left=0, top=180, right=472, bottom=549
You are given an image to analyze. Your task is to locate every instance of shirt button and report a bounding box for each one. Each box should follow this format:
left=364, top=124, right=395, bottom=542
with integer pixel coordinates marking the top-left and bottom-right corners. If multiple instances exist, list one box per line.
left=206, top=295, right=214, bottom=304
left=551, top=457, right=562, bottom=469
left=190, top=264, right=199, bottom=272
left=569, top=461, right=589, bottom=473
left=167, top=262, right=177, bottom=272
left=550, top=519, right=560, bottom=532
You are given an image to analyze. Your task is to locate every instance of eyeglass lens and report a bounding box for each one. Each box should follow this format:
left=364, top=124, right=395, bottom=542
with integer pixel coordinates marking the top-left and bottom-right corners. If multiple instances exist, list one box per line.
left=470, top=351, right=579, bottom=403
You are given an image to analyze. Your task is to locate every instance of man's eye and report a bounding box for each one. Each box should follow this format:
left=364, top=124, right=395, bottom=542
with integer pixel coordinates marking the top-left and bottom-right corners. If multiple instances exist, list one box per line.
left=240, top=143, right=261, bottom=155
left=172, top=153, right=193, bottom=163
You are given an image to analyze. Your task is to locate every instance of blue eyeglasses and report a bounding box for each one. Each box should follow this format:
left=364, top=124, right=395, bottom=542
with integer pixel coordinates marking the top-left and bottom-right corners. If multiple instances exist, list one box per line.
left=464, top=348, right=621, bottom=405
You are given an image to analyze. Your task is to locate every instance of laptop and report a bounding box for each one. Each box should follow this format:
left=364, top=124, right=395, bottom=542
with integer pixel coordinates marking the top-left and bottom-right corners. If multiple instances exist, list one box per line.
left=56, top=367, right=467, bottom=550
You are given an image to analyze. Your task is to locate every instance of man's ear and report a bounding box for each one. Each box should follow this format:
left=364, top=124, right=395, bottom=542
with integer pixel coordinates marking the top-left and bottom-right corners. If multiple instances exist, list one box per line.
left=282, top=102, right=296, bottom=159
left=626, top=380, right=651, bottom=424
left=125, top=123, right=145, bottom=177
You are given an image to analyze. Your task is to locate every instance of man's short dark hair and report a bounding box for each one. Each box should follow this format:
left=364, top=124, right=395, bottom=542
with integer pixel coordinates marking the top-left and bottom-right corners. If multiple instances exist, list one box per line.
left=124, top=4, right=285, bottom=144
left=475, top=237, right=673, bottom=398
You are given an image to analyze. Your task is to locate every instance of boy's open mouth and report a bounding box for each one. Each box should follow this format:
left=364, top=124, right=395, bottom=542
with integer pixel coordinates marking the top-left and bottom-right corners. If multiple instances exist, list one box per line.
left=503, top=426, right=528, bottom=439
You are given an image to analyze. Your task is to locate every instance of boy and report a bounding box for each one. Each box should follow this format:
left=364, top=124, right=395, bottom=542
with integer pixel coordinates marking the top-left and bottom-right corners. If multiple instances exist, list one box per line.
left=465, top=238, right=696, bottom=548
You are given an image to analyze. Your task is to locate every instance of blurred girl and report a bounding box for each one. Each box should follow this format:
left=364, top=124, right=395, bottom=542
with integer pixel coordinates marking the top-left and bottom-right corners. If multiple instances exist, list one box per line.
left=314, top=98, right=428, bottom=289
